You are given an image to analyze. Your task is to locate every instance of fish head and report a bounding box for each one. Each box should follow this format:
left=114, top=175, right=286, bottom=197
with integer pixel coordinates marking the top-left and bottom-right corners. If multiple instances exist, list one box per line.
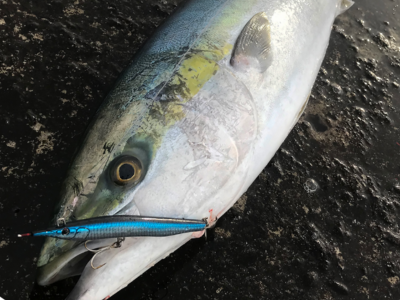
left=35, top=102, right=152, bottom=284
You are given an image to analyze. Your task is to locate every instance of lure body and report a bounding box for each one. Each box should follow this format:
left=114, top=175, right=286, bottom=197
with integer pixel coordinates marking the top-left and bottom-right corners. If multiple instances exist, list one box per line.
left=30, top=216, right=206, bottom=240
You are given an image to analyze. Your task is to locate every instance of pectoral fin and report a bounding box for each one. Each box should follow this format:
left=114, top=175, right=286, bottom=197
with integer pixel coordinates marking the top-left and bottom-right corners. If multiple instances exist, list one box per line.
left=230, top=12, right=272, bottom=73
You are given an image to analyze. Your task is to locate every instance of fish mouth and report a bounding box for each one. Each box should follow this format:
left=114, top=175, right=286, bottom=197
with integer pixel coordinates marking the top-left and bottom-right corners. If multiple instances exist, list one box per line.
left=37, top=238, right=116, bottom=286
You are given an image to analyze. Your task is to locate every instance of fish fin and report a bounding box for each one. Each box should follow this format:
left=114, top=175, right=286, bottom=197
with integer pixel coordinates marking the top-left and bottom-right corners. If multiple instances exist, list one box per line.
left=297, top=93, right=311, bottom=120
left=336, top=0, right=354, bottom=16
left=289, top=93, right=311, bottom=131
left=230, top=12, right=272, bottom=73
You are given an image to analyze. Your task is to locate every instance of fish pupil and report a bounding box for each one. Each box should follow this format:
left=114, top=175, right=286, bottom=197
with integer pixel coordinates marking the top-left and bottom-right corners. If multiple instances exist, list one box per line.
left=119, top=164, right=135, bottom=180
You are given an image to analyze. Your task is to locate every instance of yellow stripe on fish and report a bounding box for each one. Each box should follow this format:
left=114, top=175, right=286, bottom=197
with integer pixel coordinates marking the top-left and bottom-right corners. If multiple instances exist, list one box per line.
left=136, top=53, right=224, bottom=155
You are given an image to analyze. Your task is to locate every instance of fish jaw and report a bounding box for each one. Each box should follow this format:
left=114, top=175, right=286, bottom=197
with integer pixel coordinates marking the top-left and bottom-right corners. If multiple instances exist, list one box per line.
left=66, top=236, right=191, bottom=300
left=37, top=239, right=117, bottom=286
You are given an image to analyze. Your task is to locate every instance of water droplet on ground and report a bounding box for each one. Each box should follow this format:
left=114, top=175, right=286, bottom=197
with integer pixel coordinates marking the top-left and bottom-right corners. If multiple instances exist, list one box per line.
left=331, top=83, right=343, bottom=94
left=304, top=179, right=319, bottom=193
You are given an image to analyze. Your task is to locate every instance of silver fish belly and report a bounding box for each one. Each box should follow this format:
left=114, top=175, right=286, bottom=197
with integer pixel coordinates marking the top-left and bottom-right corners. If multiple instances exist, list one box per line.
left=35, top=0, right=354, bottom=299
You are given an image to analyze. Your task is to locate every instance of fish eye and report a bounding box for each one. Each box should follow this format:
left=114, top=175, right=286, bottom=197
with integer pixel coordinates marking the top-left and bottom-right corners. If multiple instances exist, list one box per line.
left=61, top=227, right=70, bottom=235
left=110, top=155, right=143, bottom=186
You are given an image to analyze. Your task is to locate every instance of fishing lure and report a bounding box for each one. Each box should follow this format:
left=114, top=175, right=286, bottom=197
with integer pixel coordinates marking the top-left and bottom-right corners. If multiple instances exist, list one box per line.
left=20, top=215, right=208, bottom=270
left=18, top=215, right=207, bottom=241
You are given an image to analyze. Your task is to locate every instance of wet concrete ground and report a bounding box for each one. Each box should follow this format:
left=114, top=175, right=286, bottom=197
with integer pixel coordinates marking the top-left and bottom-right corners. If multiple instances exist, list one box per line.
left=1, top=0, right=400, bottom=299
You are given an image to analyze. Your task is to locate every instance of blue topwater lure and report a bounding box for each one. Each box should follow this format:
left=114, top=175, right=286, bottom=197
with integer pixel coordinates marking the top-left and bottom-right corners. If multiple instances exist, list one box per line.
left=18, top=215, right=207, bottom=240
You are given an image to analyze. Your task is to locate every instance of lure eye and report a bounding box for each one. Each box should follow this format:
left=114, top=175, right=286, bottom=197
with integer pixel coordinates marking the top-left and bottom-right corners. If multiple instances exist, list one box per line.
left=61, top=227, right=70, bottom=235
left=110, top=155, right=143, bottom=186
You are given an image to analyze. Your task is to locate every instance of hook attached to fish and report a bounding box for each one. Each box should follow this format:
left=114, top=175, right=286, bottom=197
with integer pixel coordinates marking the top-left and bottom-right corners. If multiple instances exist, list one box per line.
left=84, top=237, right=125, bottom=270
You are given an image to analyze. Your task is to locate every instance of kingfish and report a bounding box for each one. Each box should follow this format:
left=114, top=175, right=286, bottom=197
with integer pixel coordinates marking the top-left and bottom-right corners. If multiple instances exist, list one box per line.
left=36, top=0, right=354, bottom=298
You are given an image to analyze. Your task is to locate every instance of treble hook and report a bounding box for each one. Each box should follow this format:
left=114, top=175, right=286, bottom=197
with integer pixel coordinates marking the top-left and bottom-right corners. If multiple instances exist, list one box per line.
left=84, top=237, right=125, bottom=270
left=57, top=217, right=66, bottom=227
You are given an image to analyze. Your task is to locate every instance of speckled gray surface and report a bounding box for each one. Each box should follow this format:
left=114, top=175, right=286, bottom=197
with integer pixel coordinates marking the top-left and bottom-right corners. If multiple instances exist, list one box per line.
left=1, top=0, right=400, bottom=299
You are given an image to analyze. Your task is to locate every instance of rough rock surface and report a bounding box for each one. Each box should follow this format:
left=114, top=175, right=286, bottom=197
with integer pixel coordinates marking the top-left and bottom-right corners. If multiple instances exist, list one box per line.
left=0, top=0, right=399, bottom=299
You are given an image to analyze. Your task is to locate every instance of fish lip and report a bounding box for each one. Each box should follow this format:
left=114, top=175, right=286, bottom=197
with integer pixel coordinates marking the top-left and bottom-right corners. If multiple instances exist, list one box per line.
left=36, top=242, right=86, bottom=285
left=36, top=238, right=116, bottom=286
left=37, top=268, right=56, bottom=286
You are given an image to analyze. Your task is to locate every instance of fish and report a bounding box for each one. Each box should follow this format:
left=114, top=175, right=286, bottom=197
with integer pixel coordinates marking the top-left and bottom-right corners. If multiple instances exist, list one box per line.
left=35, top=0, right=354, bottom=299
left=18, top=215, right=207, bottom=240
